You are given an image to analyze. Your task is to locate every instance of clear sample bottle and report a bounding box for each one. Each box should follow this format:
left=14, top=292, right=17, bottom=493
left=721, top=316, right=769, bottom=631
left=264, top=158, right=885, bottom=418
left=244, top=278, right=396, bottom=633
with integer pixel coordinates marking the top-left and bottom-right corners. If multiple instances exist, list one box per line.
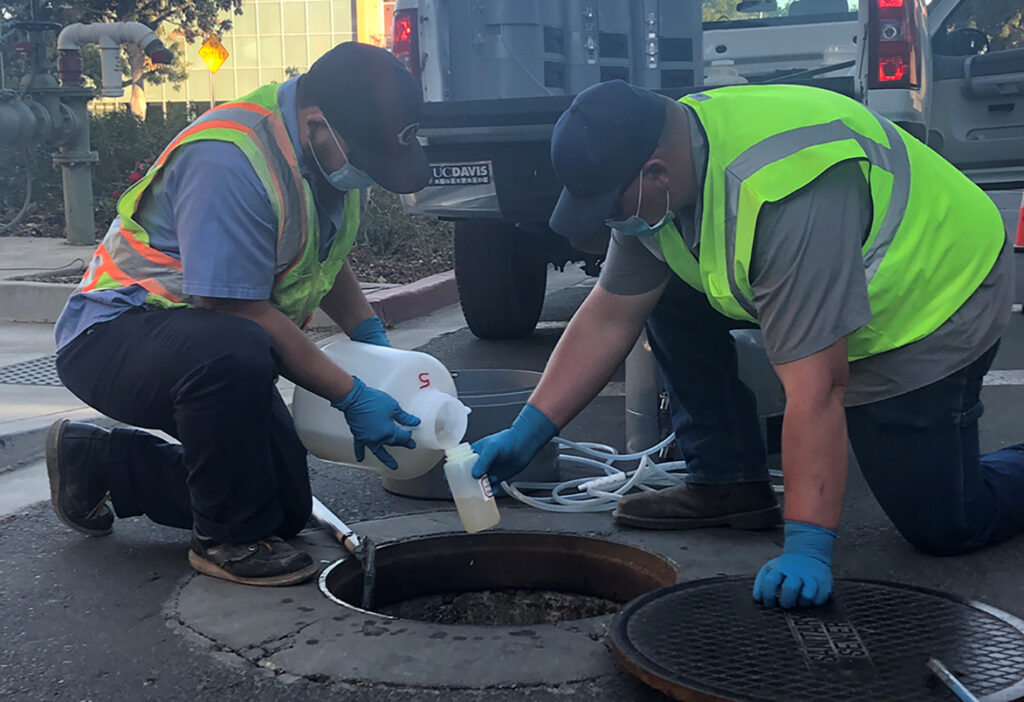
left=443, top=443, right=500, bottom=534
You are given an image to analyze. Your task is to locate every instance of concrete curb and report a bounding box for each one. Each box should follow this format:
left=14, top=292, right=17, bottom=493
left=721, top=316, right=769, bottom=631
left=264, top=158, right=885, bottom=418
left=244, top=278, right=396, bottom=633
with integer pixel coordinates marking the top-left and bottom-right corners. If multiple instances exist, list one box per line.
left=0, top=281, right=75, bottom=324
left=0, top=271, right=459, bottom=327
left=366, top=270, right=458, bottom=327
left=0, top=411, right=122, bottom=474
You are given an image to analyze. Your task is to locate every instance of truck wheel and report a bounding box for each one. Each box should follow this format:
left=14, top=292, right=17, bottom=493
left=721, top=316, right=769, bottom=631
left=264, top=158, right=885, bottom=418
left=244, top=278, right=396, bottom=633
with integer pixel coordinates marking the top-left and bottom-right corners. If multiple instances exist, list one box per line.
left=454, top=220, right=547, bottom=339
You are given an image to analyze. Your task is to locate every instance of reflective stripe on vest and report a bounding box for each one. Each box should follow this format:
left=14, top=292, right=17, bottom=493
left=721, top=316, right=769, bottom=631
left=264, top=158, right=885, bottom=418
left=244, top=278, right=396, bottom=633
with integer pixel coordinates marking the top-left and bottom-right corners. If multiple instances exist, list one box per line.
left=79, top=93, right=310, bottom=308
left=656, top=85, right=1003, bottom=361
left=154, top=101, right=311, bottom=272
left=74, top=83, right=360, bottom=326
left=720, top=116, right=910, bottom=318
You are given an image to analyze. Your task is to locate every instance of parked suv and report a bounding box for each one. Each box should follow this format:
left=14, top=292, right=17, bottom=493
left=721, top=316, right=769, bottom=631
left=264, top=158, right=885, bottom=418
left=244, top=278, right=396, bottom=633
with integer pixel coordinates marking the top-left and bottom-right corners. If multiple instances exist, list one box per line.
left=394, top=0, right=1024, bottom=338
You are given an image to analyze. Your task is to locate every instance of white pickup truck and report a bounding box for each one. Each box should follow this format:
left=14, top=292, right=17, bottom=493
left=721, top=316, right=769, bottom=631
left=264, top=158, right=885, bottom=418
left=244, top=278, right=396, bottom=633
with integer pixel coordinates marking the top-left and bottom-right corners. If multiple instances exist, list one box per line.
left=393, top=0, right=1024, bottom=338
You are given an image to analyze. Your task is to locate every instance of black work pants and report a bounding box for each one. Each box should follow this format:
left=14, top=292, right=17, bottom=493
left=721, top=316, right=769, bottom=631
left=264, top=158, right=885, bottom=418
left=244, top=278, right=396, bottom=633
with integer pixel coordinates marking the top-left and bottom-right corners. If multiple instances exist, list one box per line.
left=648, top=276, right=1024, bottom=555
left=56, top=307, right=311, bottom=543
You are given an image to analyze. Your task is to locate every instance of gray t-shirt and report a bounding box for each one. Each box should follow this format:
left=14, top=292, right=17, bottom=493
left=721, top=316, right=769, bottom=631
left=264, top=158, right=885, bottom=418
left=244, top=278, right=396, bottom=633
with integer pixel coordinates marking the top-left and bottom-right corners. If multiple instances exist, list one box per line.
left=599, top=109, right=1012, bottom=406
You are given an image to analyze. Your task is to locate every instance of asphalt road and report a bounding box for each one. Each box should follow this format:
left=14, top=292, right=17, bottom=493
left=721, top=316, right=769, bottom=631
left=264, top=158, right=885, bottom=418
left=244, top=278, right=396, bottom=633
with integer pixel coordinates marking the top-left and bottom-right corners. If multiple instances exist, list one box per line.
left=2, top=281, right=1023, bottom=701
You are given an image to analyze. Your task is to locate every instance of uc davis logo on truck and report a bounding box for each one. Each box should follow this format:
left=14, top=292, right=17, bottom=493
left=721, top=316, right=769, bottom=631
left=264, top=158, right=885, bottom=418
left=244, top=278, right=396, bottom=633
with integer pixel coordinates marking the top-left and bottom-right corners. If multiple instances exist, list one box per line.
left=428, top=162, right=492, bottom=186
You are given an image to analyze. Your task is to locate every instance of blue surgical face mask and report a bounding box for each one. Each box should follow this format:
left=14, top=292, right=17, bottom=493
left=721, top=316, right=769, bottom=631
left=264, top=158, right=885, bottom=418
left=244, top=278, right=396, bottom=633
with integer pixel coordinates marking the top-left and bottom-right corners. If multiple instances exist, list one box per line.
left=309, top=118, right=377, bottom=191
left=605, top=173, right=673, bottom=237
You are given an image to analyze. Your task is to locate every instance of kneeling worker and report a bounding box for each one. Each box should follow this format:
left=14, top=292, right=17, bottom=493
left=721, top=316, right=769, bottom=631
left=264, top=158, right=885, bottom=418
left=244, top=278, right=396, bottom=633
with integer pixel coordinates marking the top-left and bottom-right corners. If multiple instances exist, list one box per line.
left=470, top=80, right=1024, bottom=608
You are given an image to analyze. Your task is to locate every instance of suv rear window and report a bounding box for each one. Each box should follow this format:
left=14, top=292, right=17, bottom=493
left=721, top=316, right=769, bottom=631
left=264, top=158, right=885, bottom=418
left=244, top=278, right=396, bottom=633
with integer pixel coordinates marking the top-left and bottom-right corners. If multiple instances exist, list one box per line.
left=933, top=0, right=1024, bottom=53
left=703, top=0, right=857, bottom=28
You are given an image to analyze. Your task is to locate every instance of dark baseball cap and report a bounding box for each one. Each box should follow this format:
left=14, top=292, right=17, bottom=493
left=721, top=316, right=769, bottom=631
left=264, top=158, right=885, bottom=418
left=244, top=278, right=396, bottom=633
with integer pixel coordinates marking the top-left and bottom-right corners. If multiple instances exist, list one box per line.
left=549, top=80, right=667, bottom=244
left=302, top=42, right=430, bottom=193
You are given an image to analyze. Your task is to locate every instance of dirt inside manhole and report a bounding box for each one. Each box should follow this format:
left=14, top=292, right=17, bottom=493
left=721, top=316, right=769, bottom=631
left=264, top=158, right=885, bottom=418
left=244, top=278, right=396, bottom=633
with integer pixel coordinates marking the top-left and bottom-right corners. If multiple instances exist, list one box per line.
left=378, top=588, right=621, bottom=625
left=321, top=532, right=677, bottom=624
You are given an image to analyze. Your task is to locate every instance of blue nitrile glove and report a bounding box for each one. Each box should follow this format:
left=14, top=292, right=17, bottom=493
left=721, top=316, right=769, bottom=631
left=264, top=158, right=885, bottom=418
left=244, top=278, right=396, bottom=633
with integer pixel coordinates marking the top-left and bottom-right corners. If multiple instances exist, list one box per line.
left=349, top=316, right=391, bottom=347
left=331, top=376, right=420, bottom=470
left=471, top=403, right=559, bottom=488
left=753, top=520, right=836, bottom=609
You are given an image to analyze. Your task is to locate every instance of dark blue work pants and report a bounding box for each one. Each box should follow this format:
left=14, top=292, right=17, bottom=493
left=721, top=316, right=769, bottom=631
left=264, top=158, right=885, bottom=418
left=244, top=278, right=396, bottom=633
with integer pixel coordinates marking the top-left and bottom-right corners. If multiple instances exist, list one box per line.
left=55, top=307, right=311, bottom=544
left=646, top=276, right=1024, bottom=555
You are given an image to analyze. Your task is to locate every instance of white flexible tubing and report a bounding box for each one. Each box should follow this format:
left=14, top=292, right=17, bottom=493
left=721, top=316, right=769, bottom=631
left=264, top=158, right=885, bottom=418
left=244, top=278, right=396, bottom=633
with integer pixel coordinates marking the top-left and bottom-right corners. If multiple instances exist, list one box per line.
left=500, top=433, right=686, bottom=513
left=552, top=433, right=677, bottom=462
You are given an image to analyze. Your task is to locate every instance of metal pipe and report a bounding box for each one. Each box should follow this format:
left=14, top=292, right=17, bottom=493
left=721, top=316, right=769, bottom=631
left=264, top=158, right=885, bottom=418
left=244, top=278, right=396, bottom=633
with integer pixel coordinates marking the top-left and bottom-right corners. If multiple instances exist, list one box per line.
left=51, top=91, right=98, bottom=245
left=624, top=331, right=665, bottom=455
left=56, top=21, right=163, bottom=55
left=56, top=22, right=171, bottom=96
left=0, top=93, right=41, bottom=147
left=927, top=658, right=980, bottom=702
left=311, top=496, right=363, bottom=555
left=311, top=496, right=377, bottom=611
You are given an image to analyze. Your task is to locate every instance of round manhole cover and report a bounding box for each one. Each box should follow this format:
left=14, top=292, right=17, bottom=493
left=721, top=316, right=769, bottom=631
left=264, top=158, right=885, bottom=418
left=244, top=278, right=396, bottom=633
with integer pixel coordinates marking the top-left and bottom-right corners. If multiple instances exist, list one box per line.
left=610, top=577, right=1024, bottom=702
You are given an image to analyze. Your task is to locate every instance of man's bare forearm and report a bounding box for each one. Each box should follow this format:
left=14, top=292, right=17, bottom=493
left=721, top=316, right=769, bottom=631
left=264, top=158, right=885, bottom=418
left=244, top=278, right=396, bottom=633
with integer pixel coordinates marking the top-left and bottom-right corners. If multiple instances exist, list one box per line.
left=773, top=338, right=851, bottom=530
left=779, top=390, right=849, bottom=529
left=319, top=262, right=376, bottom=334
left=529, top=283, right=665, bottom=428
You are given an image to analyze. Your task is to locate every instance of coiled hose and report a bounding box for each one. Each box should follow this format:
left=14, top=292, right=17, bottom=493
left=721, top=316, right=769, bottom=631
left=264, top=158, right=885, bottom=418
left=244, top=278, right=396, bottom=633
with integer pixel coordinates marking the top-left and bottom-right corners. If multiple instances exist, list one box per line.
left=500, top=433, right=783, bottom=513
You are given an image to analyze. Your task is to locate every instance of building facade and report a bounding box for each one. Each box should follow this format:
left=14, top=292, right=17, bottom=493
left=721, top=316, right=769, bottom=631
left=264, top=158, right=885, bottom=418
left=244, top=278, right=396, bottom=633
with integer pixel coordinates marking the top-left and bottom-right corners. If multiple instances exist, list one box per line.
left=97, top=0, right=395, bottom=110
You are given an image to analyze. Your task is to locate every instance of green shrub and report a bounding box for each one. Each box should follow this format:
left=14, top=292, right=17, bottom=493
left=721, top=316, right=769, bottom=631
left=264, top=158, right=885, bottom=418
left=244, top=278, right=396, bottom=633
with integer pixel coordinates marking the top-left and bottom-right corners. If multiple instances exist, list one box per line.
left=348, top=189, right=454, bottom=284
left=88, top=104, right=199, bottom=227
left=1, top=105, right=454, bottom=282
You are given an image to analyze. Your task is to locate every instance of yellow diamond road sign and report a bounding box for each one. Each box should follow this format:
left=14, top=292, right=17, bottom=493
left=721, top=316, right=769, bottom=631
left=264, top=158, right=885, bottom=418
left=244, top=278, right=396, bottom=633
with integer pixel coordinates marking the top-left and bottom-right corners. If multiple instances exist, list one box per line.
left=199, top=34, right=229, bottom=74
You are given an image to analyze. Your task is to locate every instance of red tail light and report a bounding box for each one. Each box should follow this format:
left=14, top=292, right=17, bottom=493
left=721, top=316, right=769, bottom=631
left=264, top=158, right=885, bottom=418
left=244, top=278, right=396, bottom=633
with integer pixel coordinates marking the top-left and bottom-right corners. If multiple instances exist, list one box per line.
left=868, top=0, right=919, bottom=89
left=392, top=9, right=421, bottom=82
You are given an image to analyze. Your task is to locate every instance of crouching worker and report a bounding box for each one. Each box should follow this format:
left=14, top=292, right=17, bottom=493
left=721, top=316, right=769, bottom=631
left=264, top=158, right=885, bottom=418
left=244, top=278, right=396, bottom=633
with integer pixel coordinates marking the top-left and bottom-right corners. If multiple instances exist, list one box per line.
left=47, top=43, right=430, bottom=586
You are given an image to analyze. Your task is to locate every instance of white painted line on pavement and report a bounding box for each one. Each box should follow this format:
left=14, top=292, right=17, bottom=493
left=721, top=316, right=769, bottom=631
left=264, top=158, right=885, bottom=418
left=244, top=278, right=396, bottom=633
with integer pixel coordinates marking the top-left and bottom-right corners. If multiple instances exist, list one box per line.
left=984, top=370, right=1024, bottom=386
left=535, top=321, right=569, bottom=331
left=600, top=382, right=626, bottom=397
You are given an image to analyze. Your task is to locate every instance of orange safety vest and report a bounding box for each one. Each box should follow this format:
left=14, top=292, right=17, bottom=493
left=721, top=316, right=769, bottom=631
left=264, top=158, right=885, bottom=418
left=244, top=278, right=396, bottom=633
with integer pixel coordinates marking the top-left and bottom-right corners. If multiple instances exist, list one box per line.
left=77, top=83, right=360, bottom=326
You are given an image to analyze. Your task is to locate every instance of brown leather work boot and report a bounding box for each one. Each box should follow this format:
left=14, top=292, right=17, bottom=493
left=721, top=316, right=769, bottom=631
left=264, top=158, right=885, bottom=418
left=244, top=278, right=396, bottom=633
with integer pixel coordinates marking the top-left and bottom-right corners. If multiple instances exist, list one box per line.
left=613, top=481, right=782, bottom=530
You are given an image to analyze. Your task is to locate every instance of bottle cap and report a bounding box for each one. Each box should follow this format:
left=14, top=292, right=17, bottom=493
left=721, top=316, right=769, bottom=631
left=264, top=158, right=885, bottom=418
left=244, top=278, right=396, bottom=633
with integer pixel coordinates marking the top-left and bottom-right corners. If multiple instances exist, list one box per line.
left=444, top=442, right=475, bottom=463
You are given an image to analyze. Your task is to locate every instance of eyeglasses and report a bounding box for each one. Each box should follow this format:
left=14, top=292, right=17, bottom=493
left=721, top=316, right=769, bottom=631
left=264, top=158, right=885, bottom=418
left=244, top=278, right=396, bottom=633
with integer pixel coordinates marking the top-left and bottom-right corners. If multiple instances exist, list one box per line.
left=397, top=122, right=420, bottom=146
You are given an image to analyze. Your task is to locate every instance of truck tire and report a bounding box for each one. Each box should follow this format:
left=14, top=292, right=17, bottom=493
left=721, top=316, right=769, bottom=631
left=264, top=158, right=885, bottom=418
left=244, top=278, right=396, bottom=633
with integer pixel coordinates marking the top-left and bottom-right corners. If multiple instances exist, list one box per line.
left=454, top=220, right=547, bottom=339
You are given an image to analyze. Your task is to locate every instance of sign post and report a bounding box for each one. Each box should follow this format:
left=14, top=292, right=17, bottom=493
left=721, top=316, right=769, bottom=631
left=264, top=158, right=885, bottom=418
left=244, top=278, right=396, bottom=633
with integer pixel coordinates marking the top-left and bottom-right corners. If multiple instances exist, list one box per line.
left=198, top=34, right=229, bottom=109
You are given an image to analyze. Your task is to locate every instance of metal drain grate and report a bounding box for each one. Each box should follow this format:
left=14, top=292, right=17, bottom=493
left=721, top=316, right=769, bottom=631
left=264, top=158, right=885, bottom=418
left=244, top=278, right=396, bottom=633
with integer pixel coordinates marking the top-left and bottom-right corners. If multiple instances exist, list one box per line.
left=0, top=355, right=62, bottom=386
left=0, top=329, right=338, bottom=387
left=610, top=577, right=1024, bottom=702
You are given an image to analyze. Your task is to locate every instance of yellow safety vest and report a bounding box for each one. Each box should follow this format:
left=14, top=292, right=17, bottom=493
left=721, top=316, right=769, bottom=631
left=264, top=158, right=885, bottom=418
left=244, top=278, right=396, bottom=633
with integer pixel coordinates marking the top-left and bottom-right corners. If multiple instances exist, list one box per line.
left=77, top=83, right=360, bottom=326
left=655, top=85, right=1003, bottom=361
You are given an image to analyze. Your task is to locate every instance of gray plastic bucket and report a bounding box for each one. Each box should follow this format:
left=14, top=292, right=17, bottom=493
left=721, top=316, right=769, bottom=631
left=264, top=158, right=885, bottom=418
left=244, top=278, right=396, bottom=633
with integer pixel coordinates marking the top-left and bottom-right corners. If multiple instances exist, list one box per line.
left=381, top=369, right=559, bottom=500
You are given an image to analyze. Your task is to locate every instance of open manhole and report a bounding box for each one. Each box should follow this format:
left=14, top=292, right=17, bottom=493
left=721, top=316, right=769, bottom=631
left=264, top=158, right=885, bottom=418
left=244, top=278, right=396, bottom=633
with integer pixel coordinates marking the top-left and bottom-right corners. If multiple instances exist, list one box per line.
left=320, top=531, right=677, bottom=626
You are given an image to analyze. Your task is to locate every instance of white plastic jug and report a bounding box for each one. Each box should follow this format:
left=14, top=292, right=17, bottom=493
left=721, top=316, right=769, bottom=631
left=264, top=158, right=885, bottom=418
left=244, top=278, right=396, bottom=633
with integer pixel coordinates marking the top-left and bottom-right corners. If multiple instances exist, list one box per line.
left=292, top=338, right=470, bottom=480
